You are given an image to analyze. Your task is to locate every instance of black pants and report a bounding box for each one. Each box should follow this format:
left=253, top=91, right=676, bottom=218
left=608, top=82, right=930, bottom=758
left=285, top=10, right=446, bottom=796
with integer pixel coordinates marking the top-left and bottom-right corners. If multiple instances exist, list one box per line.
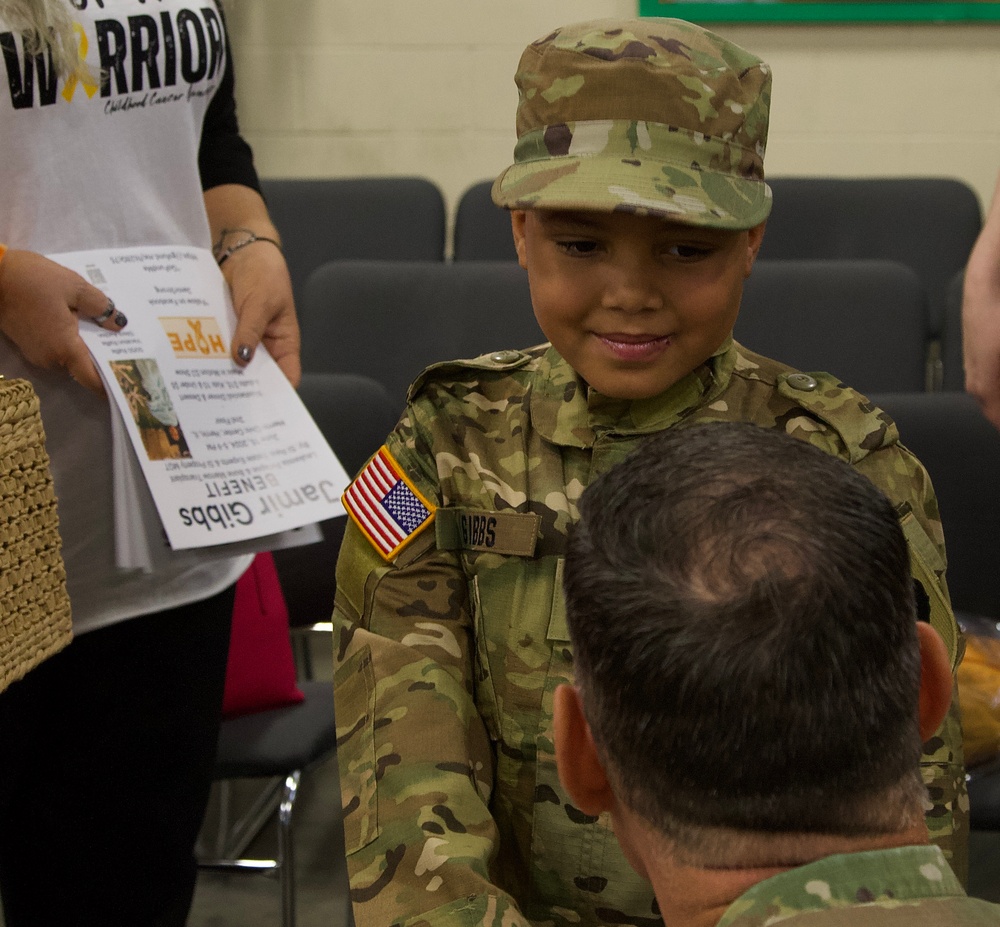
left=0, top=585, right=234, bottom=927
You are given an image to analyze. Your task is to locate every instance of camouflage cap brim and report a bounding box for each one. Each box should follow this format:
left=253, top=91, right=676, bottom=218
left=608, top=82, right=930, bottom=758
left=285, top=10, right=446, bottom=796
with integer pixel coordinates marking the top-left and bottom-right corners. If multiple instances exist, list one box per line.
left=492, top=118, right=772, bottom=229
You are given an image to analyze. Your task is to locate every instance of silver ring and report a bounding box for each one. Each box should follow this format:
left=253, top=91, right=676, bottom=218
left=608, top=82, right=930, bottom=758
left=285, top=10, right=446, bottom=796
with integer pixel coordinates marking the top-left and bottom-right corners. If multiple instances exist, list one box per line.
left=93, top=299, right=116, bottom=324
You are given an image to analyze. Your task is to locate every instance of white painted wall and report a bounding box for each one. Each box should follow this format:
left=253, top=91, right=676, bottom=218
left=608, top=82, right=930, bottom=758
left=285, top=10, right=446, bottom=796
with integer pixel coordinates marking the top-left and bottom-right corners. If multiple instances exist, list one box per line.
left=226, top=2, right=1000, bottom=223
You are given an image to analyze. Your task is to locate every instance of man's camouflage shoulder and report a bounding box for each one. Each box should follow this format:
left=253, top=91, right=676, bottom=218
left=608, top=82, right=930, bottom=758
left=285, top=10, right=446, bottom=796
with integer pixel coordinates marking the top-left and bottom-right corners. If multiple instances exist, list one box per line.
left=405, top=345, right=548, bottom=404
left=729, top=343, right=900, bottom=464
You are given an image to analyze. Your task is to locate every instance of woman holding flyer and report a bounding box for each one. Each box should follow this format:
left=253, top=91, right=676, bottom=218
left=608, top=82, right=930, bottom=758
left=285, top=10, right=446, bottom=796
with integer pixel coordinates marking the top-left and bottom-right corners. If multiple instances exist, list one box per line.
left=0, top=2, right=300, bottom=925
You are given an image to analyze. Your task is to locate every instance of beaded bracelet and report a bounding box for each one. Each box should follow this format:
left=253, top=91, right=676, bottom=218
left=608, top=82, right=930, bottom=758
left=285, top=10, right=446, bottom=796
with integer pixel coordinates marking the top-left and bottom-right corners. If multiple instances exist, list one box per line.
left=213, top=228, right=282, bottom=266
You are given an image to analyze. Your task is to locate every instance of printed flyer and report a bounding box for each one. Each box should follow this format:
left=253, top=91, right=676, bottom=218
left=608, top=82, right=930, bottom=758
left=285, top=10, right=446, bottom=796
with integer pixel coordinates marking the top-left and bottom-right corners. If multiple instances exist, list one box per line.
left=49, top=245, right=348, bottom=558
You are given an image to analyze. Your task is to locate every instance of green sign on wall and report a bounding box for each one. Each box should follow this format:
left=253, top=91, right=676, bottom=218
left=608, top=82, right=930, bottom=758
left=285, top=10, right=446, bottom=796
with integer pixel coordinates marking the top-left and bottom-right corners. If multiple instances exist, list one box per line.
left=638, top=2, right=1000, bottom=22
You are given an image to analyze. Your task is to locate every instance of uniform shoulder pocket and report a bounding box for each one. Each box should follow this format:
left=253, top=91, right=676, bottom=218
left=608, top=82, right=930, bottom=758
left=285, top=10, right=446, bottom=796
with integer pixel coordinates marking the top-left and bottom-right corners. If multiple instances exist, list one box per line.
left=776, top=371, right=893, bottom=464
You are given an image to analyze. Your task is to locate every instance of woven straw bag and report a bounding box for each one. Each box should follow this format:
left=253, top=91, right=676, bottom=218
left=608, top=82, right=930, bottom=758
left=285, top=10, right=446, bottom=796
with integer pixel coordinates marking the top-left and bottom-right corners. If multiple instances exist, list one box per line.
left=0, top=377, right=71, bottom=692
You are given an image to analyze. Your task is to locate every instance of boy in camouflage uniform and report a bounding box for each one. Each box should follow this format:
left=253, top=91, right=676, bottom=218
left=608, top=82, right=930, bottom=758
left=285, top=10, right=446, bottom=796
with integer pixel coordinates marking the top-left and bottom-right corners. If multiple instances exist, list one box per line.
left=334, top=18, right=966, bottom=927
left=557, top=423, right=993, bottom=927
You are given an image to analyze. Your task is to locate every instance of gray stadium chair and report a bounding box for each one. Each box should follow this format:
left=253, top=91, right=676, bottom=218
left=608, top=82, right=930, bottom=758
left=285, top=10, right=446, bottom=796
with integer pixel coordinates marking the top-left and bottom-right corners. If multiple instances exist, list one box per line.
left=299, top=260, right=543, bottom=410
left=453, top=179, right=517, bottom=261
left=941, top=269, right=965, bottom=391
left=761, top=177, right=981, bottom=352
left=260, top=177, right=447, bottom=301
left=736, top=259, right=930, bottom=394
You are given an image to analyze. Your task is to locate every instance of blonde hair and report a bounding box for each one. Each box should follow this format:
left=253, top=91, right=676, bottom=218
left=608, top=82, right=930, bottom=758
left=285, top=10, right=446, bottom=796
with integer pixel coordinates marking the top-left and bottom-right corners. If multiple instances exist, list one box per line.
left=0, top=0, right=91, bottom=81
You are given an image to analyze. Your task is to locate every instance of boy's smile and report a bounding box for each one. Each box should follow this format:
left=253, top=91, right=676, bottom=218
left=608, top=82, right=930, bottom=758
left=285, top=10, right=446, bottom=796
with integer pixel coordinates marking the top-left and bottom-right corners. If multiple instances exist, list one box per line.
left=512, top=209, right=766, bottom=400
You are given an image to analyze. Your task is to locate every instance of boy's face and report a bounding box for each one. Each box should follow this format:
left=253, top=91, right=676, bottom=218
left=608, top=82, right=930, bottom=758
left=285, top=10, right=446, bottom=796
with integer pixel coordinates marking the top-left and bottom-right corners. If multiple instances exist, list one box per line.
left=512, top=209, right=765, bottom=400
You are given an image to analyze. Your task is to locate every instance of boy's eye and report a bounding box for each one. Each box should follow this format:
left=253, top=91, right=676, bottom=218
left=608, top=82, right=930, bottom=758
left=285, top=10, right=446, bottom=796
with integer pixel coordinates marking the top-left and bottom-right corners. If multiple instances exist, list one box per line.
left=666, top=243, right=713, bottom=259
left=556, top=239, right=599, bottom=256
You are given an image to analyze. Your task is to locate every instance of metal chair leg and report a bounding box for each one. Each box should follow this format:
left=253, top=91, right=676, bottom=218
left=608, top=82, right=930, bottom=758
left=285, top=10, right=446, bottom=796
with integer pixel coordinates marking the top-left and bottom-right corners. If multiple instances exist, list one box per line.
left=198, top=768, right=304, bottom=927
left=279, top=770, right=301, bottom=927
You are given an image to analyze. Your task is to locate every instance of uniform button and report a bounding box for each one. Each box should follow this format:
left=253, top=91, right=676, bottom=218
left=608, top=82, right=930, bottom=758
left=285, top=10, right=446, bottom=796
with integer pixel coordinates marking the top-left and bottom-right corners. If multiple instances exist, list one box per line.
left=491, top=350, right=521, bottom=364
left=786, top=373, right=818, bottom=391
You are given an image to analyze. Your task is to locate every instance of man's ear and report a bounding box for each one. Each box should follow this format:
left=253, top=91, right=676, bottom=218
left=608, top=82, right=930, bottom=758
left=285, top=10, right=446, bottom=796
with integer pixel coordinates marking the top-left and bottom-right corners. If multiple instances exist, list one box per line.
left=917, top=621, right=953, bottom=741
left=553, top=684, right=614, bottom=817
left=510, top=210, right=528, bottom=270
left=743, top=220, right=767, bottom=277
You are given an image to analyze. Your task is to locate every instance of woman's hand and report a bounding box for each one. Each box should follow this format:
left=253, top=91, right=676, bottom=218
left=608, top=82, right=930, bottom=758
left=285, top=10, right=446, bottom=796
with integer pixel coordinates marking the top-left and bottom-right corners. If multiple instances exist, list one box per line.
left=219, top=237, right=301, bottom=387
left=0, top=249, right=127, bottom=394
left=204, top=184, right=302, bottom=388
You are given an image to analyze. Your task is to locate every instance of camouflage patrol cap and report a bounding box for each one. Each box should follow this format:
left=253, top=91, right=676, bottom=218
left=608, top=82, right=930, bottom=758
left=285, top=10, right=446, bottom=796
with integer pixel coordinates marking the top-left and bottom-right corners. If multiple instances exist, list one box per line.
left=491, top=18, right=772, bottom=229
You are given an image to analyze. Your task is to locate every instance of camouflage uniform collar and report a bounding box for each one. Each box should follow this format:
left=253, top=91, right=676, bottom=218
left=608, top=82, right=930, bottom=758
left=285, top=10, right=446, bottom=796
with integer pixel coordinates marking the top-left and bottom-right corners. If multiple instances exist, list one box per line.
left=529, top=340, right=735, bottom=446
left=717, top=844, right=963, bottom=927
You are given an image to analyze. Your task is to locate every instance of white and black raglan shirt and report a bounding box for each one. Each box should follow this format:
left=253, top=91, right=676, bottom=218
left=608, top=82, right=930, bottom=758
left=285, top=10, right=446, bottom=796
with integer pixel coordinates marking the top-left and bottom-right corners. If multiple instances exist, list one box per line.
left=0, top=0, right=258, bottom=633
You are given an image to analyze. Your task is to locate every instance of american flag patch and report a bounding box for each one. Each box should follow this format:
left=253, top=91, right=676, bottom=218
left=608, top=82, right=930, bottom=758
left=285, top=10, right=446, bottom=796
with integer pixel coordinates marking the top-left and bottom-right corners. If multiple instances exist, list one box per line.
left=343, top=446, right=436, bottom=561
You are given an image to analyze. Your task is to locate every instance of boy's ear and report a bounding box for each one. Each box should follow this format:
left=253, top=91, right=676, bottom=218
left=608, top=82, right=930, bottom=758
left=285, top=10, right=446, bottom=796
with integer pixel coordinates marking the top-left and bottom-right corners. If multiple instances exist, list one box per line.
left=553, top=684, right=615, bottom=817
left=510, top=211, right=528, bottom=270
left=916, top=621, right=953, bottom=741
left=743, top=220, right=767, bottom=277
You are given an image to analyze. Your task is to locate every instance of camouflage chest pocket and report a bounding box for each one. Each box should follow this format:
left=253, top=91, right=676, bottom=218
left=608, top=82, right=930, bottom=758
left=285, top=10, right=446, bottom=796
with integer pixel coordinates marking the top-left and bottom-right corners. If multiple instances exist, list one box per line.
left=468, top=551, right=565, bottom=746
left=474, top=554, right=650, bottom=917
left=335, top=644, right=381, bottom=854
left=528, top=561, right=648, bottom=920
left=439, top=506, right=546, bottom=742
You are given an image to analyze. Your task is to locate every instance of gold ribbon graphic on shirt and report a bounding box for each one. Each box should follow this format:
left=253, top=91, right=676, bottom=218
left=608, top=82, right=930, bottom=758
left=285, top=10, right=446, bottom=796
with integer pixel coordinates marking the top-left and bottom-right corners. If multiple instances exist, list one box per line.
left=61, top=23, right=99, bottom=102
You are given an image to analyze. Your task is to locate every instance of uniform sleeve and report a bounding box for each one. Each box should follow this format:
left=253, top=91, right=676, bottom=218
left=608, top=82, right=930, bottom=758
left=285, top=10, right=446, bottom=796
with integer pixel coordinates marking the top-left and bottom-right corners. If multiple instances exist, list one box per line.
left=198, top=5, right=260, bottom=194
left=855, top=440, right=969, bottom=886
left=854, top=441, right=957, bottom=665
left=333, top=414, right=534, bottom=927
left=775, top=377, right=969, bottom=884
